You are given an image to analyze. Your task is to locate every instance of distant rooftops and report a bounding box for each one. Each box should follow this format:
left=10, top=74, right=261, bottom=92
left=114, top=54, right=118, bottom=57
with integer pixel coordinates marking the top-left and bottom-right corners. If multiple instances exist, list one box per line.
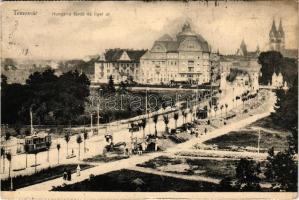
left=97, top=49, right=147, bottom=63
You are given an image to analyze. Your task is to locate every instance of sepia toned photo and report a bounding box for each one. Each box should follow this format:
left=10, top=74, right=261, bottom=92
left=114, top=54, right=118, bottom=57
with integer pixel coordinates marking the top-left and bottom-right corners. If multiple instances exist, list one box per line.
left=0, top=1, right=298, bottom=199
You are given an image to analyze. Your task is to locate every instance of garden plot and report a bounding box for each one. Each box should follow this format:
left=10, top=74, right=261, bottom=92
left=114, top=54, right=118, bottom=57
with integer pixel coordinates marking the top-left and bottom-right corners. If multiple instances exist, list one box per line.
left=203, top=127, right=290, bottom=153
left=136, top=156, right=238, bottom=179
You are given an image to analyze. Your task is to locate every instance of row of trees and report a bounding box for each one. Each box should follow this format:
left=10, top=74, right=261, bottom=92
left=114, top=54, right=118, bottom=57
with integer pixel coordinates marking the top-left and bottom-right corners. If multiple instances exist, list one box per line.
left=1, top=69, right=90, bottom=127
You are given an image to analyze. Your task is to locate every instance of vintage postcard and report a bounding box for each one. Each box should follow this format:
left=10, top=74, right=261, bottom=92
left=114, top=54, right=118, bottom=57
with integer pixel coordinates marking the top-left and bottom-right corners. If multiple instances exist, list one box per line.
left=0, top=1, right=298, bottom=199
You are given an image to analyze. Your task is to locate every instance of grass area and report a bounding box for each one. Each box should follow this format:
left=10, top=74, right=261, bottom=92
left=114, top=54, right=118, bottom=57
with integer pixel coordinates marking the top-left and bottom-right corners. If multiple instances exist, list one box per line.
left=51, top=169, right=218, bottom=192
left=203, top=129, right=290, bottom=152
left=83, top=154, right=129, bottom=163
left=185, top=159, right=238, bottom=178
left=250, top=115, right=288, bottom=132
left=1, top=164, right=91, bottom=191
left=137, top=156, right=238, bottom=179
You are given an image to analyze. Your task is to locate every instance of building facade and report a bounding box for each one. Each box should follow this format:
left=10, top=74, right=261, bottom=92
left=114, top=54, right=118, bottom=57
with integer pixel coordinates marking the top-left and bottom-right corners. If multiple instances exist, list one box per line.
left=139, top=22, right=211, bottom=85
left=220, top=40, right=261, bottom=95
left=94, top=49, right=146, bottom=84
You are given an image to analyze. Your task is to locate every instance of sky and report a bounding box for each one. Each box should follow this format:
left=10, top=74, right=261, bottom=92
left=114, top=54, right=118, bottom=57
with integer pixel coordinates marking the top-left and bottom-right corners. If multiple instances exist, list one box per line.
left=2, top=1, right=298, bottom=60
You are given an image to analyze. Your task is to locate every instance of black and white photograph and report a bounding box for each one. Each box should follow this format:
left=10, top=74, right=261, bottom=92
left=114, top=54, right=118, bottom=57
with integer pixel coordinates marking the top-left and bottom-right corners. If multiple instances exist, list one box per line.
left=0, top=1, right=298, bottom=199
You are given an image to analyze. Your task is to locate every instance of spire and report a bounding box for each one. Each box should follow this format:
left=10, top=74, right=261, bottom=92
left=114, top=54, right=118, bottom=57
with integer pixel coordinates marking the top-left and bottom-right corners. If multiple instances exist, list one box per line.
left=240, top=39, right=247, bottom=56
left=256, top=44, right=260, bottom=55
left=269, top=19, right=277, bottom=37
left=278, top=18, right=284, bottom=37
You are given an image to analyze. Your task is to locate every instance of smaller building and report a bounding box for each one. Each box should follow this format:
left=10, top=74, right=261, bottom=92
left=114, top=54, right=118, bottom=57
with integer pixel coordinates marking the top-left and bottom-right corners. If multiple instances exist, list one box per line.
left=219, top=40, right=261, bottom=95
left=94, top=49, right=146, bottom=84
left=271, top=72, right=284, bottom=88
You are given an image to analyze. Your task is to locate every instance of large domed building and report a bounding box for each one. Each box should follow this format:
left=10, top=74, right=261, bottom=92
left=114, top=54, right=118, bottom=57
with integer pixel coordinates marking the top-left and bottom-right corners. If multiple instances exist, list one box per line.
left=139, top=22, right=211, bottom=85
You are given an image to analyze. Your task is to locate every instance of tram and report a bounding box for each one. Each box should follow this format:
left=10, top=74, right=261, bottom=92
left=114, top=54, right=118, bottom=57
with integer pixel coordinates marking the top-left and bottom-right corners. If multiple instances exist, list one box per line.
left=24, top=132, right=51, bottom=153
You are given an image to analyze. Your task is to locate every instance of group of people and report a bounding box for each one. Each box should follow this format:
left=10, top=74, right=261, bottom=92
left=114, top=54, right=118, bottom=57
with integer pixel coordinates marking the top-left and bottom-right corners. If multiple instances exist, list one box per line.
left=63, top=169, right=72, bottom=181
left=124, top=135, right=159, bottom=156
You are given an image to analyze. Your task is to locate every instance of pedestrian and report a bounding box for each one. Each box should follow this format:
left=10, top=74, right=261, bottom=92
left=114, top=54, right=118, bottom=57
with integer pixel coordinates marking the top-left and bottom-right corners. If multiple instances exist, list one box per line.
left=67, top=169, right=72, bottom=181
left=141, top=141, right=146, bottom=152
left=76, top=165, right=81, bottom=177
left=63, top=168, right=67, bottom=181
left=154, top=138, right=159, bottom=151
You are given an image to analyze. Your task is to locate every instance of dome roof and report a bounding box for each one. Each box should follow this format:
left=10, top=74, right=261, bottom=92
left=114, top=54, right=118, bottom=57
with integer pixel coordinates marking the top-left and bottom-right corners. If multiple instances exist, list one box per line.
left=157, top=34, right=173, bottom=42
left=177, top=22, right=197, bottom=38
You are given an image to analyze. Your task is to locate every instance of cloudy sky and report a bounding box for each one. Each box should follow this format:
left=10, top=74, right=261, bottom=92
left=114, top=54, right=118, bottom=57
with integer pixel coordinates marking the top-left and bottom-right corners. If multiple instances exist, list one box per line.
left=2, top=1, right=298, bottom=60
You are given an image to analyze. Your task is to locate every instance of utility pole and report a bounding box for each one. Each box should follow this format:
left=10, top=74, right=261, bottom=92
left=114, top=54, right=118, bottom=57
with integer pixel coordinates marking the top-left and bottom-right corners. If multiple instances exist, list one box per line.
left=97, top=104, right=100, bottom=135
left=258, top=128, right=261, bottom=156
left=90, top=113, right=93, bottom=135
left=195, top=85, right=198, bottom=120
left=145, top=87, right=151, bottom=136
left=30, top=108, right=34, bottom=135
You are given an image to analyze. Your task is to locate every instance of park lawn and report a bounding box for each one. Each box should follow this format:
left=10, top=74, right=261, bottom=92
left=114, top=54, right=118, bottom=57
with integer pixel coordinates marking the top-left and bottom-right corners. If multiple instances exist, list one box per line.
left=83, top=154, right=129, bottom=162
left=250, top=116, right=288, bottom=132
left=51, top=169, right=218, bottom=192
left=203, top=129, right=290, bottom=152
left=137, top=156, right=238, bottom=179
left=1, top=164, right=91, bottom=191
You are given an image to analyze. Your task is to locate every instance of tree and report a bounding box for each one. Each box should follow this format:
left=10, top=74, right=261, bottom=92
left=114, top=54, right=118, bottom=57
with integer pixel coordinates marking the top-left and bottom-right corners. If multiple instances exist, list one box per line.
left=173, top=112, right=179, bottom=129
left=76, top=135, right=82, bottom=160
left=220, top=105, right=224, bottom=117
left=225, top=104, right=228, bottom=117
left=214, top=106, right=218, bottom=118
left=182, top=111, right=187, bottom=124
left=65, top=132, right=70, bottom=157
left=258, top=51, right=297, bottom=86
left=2, top=132, right=11, bottom=173
left=54, top=70, right=90, bottom=126
left=56, top=144, right=61, bottom=164
left=6, top=152, right=12, bottom=180
left=218, top=177, right=235, bottom=191
left=1, top=147, right=5, bottom=173
left=272, top=77, right=298, bottom=153
left=153, top=115, right=158, bottom=137
left=235, top=158, right=261, bottom=191
left=1, top=74, right=8, bottom=87
left=5, top=132, right=11, bottom=142
left=83, top=131, right=88, bottom=153
left=163, top=115, right=169, bottom=134
left=141, top=118, right=146, bottom=141
left=24, top=144, right=29, bottom=168
left=242, top=98, right=246, bottom=110
left=264, top=147, right=297, bottom=191
left=33, top=151, right=38, bottom=173
left=106, top=75, right=116, bottom=93
left=46, top=138, right=51, bottom=162
left=189, top=108, right=194, bottom=122
left=118, top=81, right=128, bottom=94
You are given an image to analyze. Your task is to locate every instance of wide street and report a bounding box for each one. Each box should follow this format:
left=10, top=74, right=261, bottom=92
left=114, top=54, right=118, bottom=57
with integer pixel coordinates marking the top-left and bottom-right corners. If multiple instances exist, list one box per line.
left=16, top=89, right=275, bottom=191
left=0, top=87, right=248, bottom=179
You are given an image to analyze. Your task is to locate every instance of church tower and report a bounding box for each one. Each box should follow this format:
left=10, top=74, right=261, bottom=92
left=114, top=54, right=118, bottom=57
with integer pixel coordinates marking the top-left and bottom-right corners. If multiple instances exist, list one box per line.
left=269, top=19, right=278, bottom=51
left=269, top=19, right=285, bottom=52
left=277, top=19, right=285, bottom=51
